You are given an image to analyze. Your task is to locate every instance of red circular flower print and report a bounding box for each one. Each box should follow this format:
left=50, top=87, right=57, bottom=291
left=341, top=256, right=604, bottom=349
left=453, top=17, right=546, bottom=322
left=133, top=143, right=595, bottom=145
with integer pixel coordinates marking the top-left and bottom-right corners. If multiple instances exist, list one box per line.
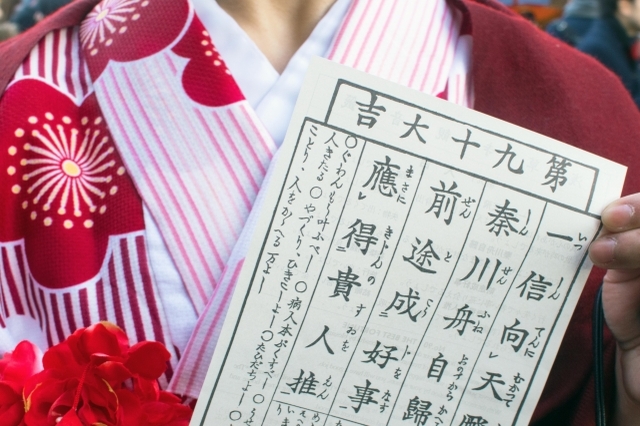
left=171, top=16, right=244, bottom=106
left=0, top=80, right=144, bottom=288
left=80, top=0, right=190, bottom=79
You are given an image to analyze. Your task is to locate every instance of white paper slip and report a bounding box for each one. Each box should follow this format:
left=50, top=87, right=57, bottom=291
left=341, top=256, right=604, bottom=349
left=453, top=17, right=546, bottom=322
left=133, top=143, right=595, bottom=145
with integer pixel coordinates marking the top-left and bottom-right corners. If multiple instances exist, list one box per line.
left=191, top=58, right=626, bottom=426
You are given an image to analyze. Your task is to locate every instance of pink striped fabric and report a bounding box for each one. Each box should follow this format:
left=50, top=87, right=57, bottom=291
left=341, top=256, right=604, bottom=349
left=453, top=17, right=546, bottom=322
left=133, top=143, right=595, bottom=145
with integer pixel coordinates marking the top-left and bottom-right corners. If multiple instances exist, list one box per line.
left=10, top=27, right=92, bottom=105
left=169, top=0, right=473, bottom=397
left=329, top=0, right=471, bottom=105
left=171, top=259, right=244, bottom=394
left=0, top=234, right=177, bottom=379
left=92, top=48, right=277, bottom=313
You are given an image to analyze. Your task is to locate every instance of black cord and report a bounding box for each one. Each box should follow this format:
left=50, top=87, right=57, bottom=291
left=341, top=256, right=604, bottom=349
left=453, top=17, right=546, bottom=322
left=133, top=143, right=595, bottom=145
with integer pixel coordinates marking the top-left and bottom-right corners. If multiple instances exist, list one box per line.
left=593, top=284, right=606, bottom=426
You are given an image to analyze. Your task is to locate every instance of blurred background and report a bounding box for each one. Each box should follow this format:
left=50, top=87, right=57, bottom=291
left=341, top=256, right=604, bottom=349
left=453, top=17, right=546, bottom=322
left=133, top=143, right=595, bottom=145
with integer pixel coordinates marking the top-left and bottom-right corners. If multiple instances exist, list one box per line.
left=1, top=0, right=73, bottom=41
left=502, top=0, right=571, bottom=27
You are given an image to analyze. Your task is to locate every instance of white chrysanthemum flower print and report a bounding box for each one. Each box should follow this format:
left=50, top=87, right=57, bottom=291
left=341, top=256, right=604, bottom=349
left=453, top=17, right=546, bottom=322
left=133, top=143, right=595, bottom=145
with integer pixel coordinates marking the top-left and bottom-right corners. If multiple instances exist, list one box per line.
left=12, top=113, right=123, bottom=229
left=80, top=0, right=149, bottom=56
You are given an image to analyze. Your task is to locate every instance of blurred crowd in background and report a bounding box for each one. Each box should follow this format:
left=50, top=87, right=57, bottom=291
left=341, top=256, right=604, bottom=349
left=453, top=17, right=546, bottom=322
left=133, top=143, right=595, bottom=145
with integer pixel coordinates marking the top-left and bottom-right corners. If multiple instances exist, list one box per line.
left=0, top=0, right=639, bottom=108
left=506, top=0, right=640, bottom=108
left=0, top=0, right=72, bottom=40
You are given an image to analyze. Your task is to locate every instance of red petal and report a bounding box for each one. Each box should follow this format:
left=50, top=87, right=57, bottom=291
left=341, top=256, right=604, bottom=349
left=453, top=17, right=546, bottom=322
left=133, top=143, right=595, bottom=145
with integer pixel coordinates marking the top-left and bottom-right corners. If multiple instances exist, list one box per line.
left=49, top=388, right=74, bottom=419
left=162, top=420, right=191, bottom=426
left=41, top=343, right=82, bottom=377
left=141, top=400, right=192, bottom=425
left=23, top=369, right=63, bottom=400
left=95, top=361, right=131, bottom=385
left=64, top=329, right=90, bottom=365
left=77, top=400, right=115, bottom=426
left=0, top=341, right=42, bottom=385
left=98, top=322, right=129, bottom=354
left=0, top=379, right=22, bottom=396
left=125, top=342, right=170, bottom=380
left=141, top=401, right=176, bottom=423
left=132, top=377, right=159, bottom=403
left=0, top=401, right=26, bottom=426
left=80, top=378, right=118, bottom=409
left=57, top=410, right=84, bottom=426
left=89, top=353, right=125, bottom=366
left=79, top=324, right=124, bottom=359
left=24, top=376, right=71, bottom=425
left=115, top=389, right=143, bottom=425
left=0, top=382, right=21, bottom=404
left=157, top=391, right=181, bottom=404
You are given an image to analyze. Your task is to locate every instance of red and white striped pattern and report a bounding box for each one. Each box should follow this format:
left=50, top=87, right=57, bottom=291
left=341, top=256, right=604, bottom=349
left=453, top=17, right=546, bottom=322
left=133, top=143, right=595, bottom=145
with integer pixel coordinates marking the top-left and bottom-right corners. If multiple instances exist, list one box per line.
left=0, top=234, right=177, bottom=376
left=93, top=51, right=277, bottom=314
left=9, top=27, right=92, bottom=105
left=171, top=0, right=473, bottom=397
left=330, top=0, right=471, bottom=105
left=0, top=242, right=31, bottom=328
left=169, top=258, right=243, bottom=396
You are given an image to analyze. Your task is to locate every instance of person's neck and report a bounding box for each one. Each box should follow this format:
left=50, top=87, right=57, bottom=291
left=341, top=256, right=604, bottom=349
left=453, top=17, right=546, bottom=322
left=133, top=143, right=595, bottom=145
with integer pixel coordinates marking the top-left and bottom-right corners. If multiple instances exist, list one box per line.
left=216, top=0, right=337, bottom=73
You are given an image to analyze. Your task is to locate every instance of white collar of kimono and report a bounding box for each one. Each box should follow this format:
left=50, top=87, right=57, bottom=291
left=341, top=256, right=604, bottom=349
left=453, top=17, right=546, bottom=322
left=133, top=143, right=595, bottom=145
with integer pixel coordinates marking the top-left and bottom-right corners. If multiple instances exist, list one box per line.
left=191, top=0, right=353, bottom=146
left=145, top=0, right=353, bottom=353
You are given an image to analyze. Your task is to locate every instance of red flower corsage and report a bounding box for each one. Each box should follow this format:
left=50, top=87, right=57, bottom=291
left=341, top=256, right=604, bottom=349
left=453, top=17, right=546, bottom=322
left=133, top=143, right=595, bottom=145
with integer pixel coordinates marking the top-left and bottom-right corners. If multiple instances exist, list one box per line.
left=0, top=322, right=192, bottom=425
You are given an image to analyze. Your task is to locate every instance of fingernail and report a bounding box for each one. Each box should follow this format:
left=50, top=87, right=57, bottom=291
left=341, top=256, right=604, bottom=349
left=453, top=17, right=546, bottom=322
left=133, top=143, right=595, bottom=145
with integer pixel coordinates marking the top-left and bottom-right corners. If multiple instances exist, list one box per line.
left=591, top=237, right=616, bottom=264
left=603, top=204, right=634, bottom=230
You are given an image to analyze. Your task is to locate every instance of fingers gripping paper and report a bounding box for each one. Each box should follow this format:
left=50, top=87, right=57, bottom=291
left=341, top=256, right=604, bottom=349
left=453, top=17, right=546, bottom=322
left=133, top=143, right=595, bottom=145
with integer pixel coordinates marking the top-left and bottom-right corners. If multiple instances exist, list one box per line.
left=191, top=59, right=626, bottom=426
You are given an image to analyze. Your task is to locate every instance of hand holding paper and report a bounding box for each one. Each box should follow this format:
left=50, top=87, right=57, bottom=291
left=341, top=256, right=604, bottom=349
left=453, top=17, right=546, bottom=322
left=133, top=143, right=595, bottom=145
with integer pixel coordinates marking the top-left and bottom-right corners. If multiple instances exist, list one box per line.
left=590, top=195, right=640, bottom=425
left=191, top=59, right=628, bottom=426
